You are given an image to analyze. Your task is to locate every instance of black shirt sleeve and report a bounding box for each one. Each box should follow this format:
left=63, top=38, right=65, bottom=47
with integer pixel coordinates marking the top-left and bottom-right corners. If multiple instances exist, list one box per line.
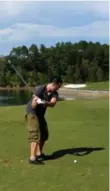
left=33, top=85, right=45, bottom=97
left=51, top=91, right=59, bottom=101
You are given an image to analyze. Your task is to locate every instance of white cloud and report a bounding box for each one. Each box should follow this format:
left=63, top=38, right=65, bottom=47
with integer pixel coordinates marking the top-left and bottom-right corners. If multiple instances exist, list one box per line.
left=0, top=1, right=109, bottom=21
left=74, top=1, right=109, bottom=17
left=0, top=2, right=23, bottom=18
left=0, top=20, right=108, bottom=43
left=0, top=1, right=39, bottom=20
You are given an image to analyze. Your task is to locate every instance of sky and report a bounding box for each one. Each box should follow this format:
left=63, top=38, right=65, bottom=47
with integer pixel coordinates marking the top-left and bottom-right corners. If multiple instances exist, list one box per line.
left=0, top=1, right=109, bottom=55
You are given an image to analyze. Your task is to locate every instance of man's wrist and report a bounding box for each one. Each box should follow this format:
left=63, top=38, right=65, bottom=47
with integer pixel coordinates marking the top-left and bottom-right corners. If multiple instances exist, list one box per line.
left=45, top=101, right=54, bottom=107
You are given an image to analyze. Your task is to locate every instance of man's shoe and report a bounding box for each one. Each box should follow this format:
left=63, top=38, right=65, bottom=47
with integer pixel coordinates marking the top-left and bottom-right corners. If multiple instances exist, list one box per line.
left=29, top=159, right=45, bottom=165
left=36, top=153, right=50, bottom=161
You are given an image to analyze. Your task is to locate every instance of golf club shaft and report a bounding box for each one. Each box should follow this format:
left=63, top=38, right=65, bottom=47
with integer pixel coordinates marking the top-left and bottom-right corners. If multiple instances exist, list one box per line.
left=11, top=63, right=27, bottom=86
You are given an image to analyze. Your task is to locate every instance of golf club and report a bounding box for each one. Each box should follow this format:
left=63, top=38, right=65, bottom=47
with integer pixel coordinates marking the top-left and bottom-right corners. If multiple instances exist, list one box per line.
left=8, top=60, right=27, bottom=86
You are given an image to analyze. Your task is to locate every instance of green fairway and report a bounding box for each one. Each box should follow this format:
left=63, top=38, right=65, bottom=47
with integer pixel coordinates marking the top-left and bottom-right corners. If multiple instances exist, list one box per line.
left=0, top=99, right=109, bottom=191
left=63, top=81, right=109, bottom=90
left=83, top=81, right=109, bottom=90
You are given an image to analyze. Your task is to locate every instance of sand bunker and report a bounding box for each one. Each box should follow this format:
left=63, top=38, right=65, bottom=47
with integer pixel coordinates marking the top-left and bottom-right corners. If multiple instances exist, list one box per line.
left=64, top=84, right=87, bottom=89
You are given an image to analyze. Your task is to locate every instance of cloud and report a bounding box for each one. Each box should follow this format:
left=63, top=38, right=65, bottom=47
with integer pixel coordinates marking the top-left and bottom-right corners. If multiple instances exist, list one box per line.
left=0, top=1, right=109, bottom=22
left=74, top=1, right=109, bottom=17
left=0, top=2, right=23, bottom=18
left=0, top=1, right=109, bottom=55
left=37, top=1, right=109, bottom=27
left=0, top=1, right=39, bottom=20
left=0, top=20, right=108, bottom=44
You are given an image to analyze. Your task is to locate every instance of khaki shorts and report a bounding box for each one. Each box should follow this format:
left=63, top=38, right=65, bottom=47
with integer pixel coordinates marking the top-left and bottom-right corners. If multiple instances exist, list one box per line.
left=25, top=113, right=49, bottom=143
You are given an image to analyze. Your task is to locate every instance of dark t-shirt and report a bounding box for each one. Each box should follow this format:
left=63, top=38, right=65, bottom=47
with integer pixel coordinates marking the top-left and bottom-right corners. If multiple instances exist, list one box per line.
left=26, top=85, right=58, bottom=117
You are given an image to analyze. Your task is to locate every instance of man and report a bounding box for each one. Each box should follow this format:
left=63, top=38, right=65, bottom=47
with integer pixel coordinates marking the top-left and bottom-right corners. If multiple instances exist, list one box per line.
left=25, top=76, right=62, bottom=165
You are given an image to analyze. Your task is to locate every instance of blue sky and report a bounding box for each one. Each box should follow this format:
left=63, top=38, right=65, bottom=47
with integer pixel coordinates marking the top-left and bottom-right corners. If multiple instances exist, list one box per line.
left=0, top=1, right=109, bottom=55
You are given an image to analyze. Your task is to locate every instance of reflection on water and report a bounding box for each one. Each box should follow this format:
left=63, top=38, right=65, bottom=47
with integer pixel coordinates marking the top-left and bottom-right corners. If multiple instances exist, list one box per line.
left=0, top=89, right=103, bottom=106
left=0, top=96, right=13, bottom=100
left=0, top=90, right=67, bottom=106
left=0, top=90, right=32, bottom=106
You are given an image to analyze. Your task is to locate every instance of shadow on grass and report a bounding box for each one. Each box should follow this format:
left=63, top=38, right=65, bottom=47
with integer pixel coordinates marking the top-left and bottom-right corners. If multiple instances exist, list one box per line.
left=45, top=147, right=105, bottom=160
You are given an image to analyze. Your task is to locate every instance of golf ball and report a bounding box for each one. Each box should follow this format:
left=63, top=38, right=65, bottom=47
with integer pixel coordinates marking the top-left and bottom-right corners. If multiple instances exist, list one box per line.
left=74, top=160, right=77, bottom=163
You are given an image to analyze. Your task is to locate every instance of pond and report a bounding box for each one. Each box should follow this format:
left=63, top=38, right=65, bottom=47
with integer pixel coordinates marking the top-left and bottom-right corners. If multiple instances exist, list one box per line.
left=0, top=89, right=107, bottom=106
left=0, top=90, right=32, bottom=106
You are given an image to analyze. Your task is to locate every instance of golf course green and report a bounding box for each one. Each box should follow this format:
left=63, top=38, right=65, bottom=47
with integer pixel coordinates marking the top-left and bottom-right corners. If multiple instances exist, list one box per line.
left=0, top=98, right=109, bottom=191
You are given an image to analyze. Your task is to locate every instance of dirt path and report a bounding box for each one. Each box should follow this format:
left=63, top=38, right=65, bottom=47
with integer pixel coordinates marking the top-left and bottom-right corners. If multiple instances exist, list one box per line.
left=59, top=88, right=109, bottom=99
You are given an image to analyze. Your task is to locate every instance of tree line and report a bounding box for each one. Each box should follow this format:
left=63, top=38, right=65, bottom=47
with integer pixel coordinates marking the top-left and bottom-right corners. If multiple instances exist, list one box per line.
left=0, top=41, right=109, bottom=86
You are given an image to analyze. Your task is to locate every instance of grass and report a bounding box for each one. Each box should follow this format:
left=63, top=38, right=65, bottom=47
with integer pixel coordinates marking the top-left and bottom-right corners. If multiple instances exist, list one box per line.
left=63, top=81, right=109, bottom=90
left=83, top=81, right=109, bottom=90
left=0, top=98, right=109, bottom=191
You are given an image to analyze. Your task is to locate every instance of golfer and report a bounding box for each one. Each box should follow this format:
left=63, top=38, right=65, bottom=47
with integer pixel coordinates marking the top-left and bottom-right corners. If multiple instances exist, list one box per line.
left=25, top=76, right=62, bottom=165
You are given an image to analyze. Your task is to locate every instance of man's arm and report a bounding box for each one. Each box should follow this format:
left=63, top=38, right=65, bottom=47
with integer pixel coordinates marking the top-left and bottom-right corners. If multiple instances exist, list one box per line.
left=31, top=97, right=37, bottom=109
left=45, top=97, right=57, bottom=107
left=45, top=92, right=58, bottom=107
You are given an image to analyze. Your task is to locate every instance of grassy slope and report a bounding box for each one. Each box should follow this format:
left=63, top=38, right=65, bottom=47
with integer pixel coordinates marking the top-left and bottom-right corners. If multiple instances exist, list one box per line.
left=0, top=98, right=109, bottom=191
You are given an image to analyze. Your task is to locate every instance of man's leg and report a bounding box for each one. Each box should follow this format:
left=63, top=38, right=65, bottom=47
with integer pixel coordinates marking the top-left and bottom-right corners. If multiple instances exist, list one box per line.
left=36, top=118, right=49, bottom=160
left=26, top=114, right=44, bottom=164
left=37, top=140, right=45, bottom=156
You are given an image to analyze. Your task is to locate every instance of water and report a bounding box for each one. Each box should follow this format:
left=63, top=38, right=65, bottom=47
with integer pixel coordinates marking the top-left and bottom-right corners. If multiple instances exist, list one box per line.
left=0, top=89, right=106, bottom=106
left=0, top=90, right=32, bottom=106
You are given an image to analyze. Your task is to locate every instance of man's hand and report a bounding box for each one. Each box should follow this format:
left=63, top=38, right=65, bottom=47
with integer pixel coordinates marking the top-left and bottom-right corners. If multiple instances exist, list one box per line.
left=37, top=98, right=45, bottom=104
left=31, top=96, right=46, bottom=108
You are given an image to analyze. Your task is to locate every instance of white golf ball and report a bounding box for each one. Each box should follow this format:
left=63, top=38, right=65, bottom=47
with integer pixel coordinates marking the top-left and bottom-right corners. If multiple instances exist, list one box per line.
left=74, top=160, right=77, bottom=163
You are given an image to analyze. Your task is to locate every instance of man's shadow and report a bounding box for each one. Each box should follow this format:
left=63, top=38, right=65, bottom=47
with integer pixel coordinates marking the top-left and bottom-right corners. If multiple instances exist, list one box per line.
left=45, top=147, right=105, bottom=160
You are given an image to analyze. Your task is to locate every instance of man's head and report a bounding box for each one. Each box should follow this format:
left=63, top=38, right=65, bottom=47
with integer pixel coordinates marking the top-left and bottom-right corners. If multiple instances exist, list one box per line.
left=46, top=76, right=62, bottom=92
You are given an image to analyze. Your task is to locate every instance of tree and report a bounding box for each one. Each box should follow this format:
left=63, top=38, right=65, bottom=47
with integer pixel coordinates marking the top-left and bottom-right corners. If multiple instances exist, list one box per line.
left=1, top=41, right=108, bottom=86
